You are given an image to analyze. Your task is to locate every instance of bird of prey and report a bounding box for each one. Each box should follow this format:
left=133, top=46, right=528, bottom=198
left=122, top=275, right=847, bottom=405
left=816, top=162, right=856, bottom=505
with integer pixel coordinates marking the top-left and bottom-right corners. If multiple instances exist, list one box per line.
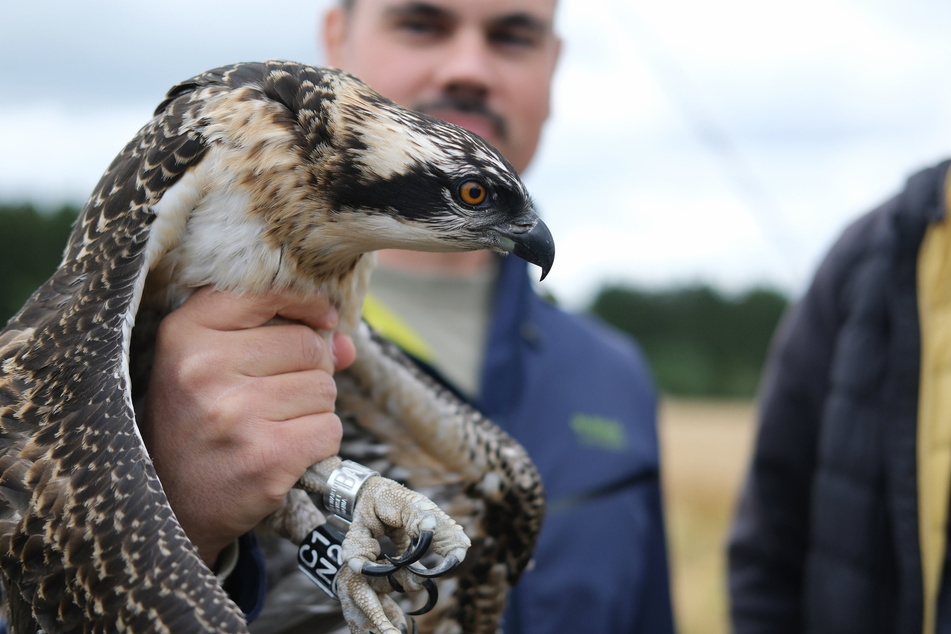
left=0, top=61, right=551, bottom=633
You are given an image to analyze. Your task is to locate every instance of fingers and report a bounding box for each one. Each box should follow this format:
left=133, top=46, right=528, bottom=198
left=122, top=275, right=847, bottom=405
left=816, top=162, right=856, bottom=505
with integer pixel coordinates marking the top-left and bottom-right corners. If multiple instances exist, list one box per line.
left=227, top=323, right=355, bottom=376
left=266, top=415, right=344, bottom=499
left=164, top=288, right=355, bottom=376
left=181, top=287, right=340, bottom=332
left=215, top=368, right=338, bottom=424
left=234, top=412, right=344, bottom=507
left=222, top=323, right=335, bottom=376
left=333, top=331, right=357, bottom=372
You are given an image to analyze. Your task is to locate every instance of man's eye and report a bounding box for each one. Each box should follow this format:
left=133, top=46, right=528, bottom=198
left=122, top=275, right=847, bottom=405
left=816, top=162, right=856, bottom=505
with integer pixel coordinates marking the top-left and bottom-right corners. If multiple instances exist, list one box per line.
left=396, top=19, right=445, bottom=37
left=490, top=29, right=540, bottom=49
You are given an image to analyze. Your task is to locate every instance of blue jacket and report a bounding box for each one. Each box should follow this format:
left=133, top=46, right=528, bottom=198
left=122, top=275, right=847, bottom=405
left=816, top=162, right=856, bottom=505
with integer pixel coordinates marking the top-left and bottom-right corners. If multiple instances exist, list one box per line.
left=729, top=160, right=951, bottom=633
left=475, top=256, right=674, bottom=633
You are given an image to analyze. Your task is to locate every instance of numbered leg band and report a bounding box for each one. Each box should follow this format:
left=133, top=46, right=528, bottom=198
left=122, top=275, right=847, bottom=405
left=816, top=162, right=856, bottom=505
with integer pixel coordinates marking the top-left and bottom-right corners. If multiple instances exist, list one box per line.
left=324, top=460, right=379, bottom=522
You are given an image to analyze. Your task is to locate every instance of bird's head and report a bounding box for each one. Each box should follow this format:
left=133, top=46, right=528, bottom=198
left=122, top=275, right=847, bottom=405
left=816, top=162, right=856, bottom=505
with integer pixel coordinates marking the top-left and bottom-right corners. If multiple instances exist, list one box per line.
left=152, top=61, right=554, bottom=298
left=316, top=76, right=555, bottom=280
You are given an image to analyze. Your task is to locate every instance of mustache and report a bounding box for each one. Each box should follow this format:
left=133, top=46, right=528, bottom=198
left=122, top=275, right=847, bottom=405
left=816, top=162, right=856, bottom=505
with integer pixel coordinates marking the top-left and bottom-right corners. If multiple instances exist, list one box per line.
left=414, top=96, right=508, bottom=141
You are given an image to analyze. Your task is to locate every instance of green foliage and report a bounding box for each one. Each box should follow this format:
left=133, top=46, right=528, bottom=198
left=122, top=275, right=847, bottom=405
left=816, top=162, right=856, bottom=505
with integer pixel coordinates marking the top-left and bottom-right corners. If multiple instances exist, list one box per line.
left=589, top=284, right=789, bottom=398
left=0, top=203, right=80, bottom=324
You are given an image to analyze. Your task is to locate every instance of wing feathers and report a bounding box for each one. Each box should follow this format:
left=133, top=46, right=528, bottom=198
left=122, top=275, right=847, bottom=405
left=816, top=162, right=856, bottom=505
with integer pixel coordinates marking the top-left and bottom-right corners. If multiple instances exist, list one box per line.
left=0, top=72, right=249, bottom=632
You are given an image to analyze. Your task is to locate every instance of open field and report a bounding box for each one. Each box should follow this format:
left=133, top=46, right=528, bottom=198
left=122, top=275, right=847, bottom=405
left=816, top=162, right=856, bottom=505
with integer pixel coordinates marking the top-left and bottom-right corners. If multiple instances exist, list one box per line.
left=659, top=398, right=758, bottom=634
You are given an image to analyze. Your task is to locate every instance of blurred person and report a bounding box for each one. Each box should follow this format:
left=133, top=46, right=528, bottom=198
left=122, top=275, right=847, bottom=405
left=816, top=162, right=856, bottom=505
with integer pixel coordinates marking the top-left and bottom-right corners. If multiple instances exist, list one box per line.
left=728, top=158, right=951, bottom=633
left=147, top=0, right=675, bottom=632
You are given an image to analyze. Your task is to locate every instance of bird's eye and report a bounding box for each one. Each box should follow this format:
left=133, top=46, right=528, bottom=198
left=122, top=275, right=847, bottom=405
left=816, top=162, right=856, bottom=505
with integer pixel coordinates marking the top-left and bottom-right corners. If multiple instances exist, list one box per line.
left=458, top=180, right=488, bottom=206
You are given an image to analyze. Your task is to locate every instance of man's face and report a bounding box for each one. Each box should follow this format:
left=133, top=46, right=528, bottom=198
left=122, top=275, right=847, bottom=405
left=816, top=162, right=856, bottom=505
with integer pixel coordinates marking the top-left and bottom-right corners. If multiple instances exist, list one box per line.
left=324, top=0, right=561, bottom=174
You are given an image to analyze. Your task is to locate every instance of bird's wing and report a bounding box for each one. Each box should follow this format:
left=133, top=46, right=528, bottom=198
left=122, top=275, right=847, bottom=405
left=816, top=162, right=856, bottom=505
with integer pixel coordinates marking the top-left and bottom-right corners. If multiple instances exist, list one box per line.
left=0, top=75, right=249, bottom=632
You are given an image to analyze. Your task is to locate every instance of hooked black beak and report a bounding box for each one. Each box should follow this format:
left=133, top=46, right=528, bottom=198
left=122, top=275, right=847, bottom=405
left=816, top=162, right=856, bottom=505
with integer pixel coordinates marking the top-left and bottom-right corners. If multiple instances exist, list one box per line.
left=499, top=218, right=555, bottom=281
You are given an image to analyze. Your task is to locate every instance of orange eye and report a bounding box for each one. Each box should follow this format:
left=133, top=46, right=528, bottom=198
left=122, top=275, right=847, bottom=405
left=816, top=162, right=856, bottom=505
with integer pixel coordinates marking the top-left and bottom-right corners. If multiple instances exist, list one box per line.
left=458, top=180, right=488, bottom=206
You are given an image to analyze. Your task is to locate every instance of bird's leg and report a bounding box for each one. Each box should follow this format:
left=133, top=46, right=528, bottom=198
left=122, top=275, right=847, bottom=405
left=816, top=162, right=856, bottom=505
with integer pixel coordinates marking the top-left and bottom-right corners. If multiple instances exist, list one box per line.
left=281, top=456, right=469, bottom=634
left=297, top=458, right=468, bottom=575
left=332, top=323, right=546, bottom=631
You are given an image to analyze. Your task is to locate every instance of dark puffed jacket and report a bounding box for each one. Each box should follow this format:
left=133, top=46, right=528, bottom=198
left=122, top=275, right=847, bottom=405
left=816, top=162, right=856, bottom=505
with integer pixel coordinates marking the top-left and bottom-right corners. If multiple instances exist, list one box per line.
left=729, top=160, right=951, bottom=634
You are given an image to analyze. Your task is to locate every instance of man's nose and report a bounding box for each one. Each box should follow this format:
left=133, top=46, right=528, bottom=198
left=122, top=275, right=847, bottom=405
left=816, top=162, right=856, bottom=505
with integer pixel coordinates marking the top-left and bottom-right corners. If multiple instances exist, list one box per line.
left=432, top=28, right=495, bottom=97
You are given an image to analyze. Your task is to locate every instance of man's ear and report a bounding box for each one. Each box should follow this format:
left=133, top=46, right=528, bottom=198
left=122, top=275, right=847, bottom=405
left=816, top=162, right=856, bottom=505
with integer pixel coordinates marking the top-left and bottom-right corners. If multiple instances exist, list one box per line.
left=322, top=6, right=347, bottom=67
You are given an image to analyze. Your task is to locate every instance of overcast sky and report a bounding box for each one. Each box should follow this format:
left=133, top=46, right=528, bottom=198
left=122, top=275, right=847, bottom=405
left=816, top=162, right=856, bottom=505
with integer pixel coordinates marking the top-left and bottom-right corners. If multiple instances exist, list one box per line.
left=3, top=0, right=951, bottom=308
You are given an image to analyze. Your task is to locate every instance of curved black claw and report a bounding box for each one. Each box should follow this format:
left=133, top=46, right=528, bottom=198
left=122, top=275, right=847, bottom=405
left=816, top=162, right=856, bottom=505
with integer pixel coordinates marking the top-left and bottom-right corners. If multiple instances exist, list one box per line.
left=362, top=530, right=437, bottom=577
left=362, top=561, right=399, bottom=577
left=385, top=531, right=433, bottom=567
left=406, top=555, right=461, bottom=579
left=406, top=579, right=439, bottom=616
left=388, top=574, right=405, bottom=594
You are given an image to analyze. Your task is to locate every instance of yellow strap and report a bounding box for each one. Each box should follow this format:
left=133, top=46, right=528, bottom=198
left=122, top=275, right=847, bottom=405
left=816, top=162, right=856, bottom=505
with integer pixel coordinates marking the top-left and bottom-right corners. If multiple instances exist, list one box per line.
left=917, top=166, right=951, bottom=634
left=361, top=293, right=434, bottom=363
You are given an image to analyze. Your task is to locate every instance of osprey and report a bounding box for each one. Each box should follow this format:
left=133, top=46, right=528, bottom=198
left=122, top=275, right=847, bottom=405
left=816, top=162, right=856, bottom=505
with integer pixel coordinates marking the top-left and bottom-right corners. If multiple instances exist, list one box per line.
left=0, top=61, right=551, bottom=633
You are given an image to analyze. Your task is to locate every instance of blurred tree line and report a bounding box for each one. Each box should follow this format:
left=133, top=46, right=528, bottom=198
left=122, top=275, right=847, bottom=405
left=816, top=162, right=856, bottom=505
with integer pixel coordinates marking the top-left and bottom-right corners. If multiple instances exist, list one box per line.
left=0, top=202, right=790, bottom=398
left=0, top=203, right=79, bottom=321
left=589, top=284, right=788, bottom=398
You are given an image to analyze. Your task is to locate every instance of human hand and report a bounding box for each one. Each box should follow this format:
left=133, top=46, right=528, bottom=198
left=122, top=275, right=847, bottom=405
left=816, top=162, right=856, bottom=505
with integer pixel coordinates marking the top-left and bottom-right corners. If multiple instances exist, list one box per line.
left=140, top=288, right=356, bottom=568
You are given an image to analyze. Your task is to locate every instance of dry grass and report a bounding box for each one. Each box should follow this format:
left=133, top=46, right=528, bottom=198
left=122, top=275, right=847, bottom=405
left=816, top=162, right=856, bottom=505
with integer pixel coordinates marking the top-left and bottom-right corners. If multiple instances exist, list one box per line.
left=659, top=398, right=758, bottom=634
